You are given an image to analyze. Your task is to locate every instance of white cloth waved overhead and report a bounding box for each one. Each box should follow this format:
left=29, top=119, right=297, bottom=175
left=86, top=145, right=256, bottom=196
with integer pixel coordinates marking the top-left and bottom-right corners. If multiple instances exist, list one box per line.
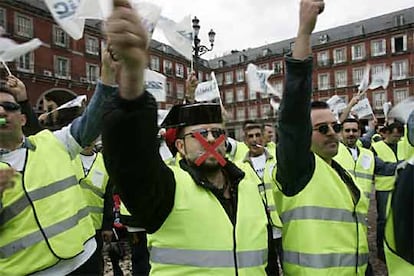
left=195, top=72, right=221, bottom=102
left=0, top=38, right=42, bottom=62
left=246, top=63, right=277, bottom=97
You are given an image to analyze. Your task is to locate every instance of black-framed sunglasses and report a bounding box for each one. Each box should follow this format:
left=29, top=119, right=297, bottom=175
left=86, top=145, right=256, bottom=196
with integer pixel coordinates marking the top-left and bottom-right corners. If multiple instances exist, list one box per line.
left=344, top=128, right=359, bottom=133
left=0, top=101, right=21, bottom=112
left=313, top=123, right=342, bottom=135
left=183, top=128, right=226, bottom=139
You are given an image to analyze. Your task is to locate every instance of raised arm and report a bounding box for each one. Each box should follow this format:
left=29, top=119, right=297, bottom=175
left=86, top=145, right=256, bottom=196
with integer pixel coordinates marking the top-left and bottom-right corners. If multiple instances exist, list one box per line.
left=276, top=0, right=324, bottom=196
left=102, top=0, right=175, bottom=233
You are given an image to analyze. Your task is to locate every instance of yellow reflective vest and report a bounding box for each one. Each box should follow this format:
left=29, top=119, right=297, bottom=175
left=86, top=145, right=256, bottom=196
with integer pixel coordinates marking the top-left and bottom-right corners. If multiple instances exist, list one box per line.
left=275, top=154, right=369, bottom=275
left=334, top=143, right=374, bottom=215
left=230, top=141, right=249, bottom=163
left=148, top=165, right=269, bottom=275
left=0, top=130, right=95, bottom=275
left=73, top=152, right=109, bottom=230
left=371, top=141, right=404, bottom=191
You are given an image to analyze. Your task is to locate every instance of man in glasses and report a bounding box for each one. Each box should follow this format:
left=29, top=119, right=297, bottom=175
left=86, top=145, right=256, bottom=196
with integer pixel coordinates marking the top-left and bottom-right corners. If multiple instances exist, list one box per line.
left=102, top=2, right=270, bottom=275
left=0, top=7, right=128, bottom=275
left=273, top=0, right=370, bottom=274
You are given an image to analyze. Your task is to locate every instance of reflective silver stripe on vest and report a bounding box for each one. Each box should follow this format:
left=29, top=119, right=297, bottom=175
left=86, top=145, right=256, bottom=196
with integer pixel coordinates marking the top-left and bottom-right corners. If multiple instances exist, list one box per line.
left=284, top=250, right=369, bottom=268
left=0, top=207, right=90, bottom=258
left=0, top=176, right=77, bottom=225
left=281, top=206, right=367, bottom=226
left=86, top=206, right=103, bottom=214
left=354, top=172, right=373, bottom=180
left=267, top=205, right=276, bottom=211
left=258, top=183, right=272, bottom=192
left=150, top=247, right=267, bottom=268
left=79, top=181, right=105, bottom=198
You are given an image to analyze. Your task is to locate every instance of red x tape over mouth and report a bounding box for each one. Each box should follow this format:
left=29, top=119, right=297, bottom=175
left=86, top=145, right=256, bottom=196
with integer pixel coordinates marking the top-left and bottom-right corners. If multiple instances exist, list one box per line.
left=193, top=132, right=227, bottom=167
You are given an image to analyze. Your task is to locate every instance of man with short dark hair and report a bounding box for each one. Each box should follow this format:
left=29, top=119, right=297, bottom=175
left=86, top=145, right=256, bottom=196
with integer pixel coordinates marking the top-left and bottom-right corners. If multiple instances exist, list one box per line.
left=274, top=1, right=370, bottom=274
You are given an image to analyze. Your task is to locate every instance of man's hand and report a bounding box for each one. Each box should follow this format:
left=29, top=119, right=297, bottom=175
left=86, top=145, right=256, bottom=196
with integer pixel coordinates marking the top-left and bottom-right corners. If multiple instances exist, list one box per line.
left=293, top=0, right=324, bottom=60
left=298, top=0, right=325, bottom=36
left=106, top=0, right=148, bottom=99
left=185, top=72, right=198, bottom=103
left=0, top=167, right=16, bottom=196
left=102, top=230, right=113, bottom=243
left=6, top=75, right=27, bottom=102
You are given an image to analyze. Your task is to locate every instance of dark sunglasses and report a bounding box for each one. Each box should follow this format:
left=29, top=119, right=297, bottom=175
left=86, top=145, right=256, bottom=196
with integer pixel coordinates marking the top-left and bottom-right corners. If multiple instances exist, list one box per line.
left=0, top=101, right=21, bottom=112
left=183, top=128, right=226, bottom=139
left=247, top=133, right=262, bottom=138
left=344, top=128, right=359, bottom=133
left=313, top=123, right=342, bottom=135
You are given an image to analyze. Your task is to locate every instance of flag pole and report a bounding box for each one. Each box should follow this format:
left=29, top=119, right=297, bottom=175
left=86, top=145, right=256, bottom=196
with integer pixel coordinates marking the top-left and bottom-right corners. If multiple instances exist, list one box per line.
left=2, top=61, right=12, bottom=76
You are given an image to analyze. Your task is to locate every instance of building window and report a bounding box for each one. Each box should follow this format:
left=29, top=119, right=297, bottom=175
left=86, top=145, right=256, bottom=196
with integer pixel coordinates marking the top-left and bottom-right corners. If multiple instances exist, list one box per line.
left=15, top=13, right=33, bottom=38
left=352, top=67, right=365, bottom=85
left=163, top=60, right=173, bottom=75
left=248, top=106, right=257, bottom=119
left=333, top=47, right=346, bottom=64
left=166, top=81, right=172, bottom=96
left=216, top=73, right=223, bottom=85
left=150, top=56, right=160, bottom=71
left=351, top=43, right=365, bottom=61
left=392, top=60, right=408, bottom=80
left=236, top=69, right=245, bottom=82
left=318, top=73, right=330, bottom=90
left=176, top=83, right=184, bottom=99
left=317, top=51, right=329, bottom=66
left=176, top=63, right=184, bottom=78
left=218, top=60, right=225, bottom=68
left=54, top=56, right=70, bottom=79
left=289, top=42, right=295, bottom=51
left=236, top=107, right=245, bottom=121
left=394, top=14, right=404, bottom=26
left=0, top=8, right=6, bottom=30
left=372, top=91, right=387, bottom=110
left=85, top=35, right=99, bottom=55
left=394, top=88, right=408, bottom=104
left=272, top=61, right=283, bottom=75
left=335, top=70, right=347, bottom=88
left=237, top=87, right=245, bottom=102
left=259, top=63, right=269, bottom=70
left=371, top=39, right=386, bottom=57
left=53, top=25, right=69, bottom=48
left=225, top=89, right=234, bottom=103
left=372, top=63, right=385, bottom=79
left=391, top=35, right=407, bottom=53
left=198, top=71, right=203, bottom=82
left=225, top=71, right=233, bottom=84
left=226, top=108, right=234, bottom=121
left=319, top=34, right=329, bottom=44
left=262, top=48, right=271, bottom=56
left=262, top=104, right=271, bottom=117
left=16, top=52, right=34, bottom=73
left=86, top=63, right=99, bottom=83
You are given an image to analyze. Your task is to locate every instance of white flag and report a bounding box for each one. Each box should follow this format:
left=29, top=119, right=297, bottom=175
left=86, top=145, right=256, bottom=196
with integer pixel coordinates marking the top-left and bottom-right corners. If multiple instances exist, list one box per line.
left=246, top=63, right=277, bottom=97
left=157, top=109, right=169, bottom=126
left=144, top=69, right=166, bottom=102
left=0, top=38, right=42, bottom=62
left=76, top=0, right=161, bottom=39
left=270, top=97, right=280, bottom=111
left=57, top=95, right=87, bottom=110
left=383, top=101, right=392, bottom=117
left=44, top=0, right=85, bottom=40
left=326, top=95, right=347, bottom=114
left=351, top=98, right=373, bottom=118
left=369, top=67, right=391, bottom=90
left=157, top=15, right=193, bottom=60
left=195, top=72, right=221, bottom=102
left=358, top=64, right=370, bottom=92
left=388, top=97, right=414, bottom=124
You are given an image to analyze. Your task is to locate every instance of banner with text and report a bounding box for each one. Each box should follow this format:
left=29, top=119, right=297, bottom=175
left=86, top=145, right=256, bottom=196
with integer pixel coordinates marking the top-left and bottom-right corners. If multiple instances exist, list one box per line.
left=195, top=72, right=220, bottom=102
left=145, top=69, right=166, bottom=102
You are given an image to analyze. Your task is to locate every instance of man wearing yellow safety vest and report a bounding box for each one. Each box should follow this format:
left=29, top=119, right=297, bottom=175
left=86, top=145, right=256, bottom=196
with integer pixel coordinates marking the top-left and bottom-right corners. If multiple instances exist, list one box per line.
left=236, top=123, right=283, bottom=275
left=334, top=118, right=400, bottom=216
left=0, top=52, right=119, bottom=274
left=371, top=121, right=405, bottom=261
left=274, top=0, right=370, bottom=274
left=71, top=142, right=114, bottom=275
left=384, top=110, right=414, bottom=275
left=263, top=123, right=277, bottom=153
left=102, top=2, right=270, bottom=275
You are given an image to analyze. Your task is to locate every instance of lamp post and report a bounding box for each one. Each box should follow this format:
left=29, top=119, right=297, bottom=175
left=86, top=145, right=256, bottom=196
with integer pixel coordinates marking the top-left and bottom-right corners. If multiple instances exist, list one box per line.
left=192, top=16, right=216, bottom=74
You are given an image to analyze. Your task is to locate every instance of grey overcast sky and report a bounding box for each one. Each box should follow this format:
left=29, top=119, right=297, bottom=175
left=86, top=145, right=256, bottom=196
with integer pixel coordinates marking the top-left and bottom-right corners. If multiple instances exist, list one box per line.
left=151, top=0, right=413, bottom=59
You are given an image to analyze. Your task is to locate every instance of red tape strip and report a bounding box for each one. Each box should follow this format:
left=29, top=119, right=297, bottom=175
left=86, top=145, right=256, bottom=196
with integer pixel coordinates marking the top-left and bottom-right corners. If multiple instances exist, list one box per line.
left=193, top=133, right=227, bottom=167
